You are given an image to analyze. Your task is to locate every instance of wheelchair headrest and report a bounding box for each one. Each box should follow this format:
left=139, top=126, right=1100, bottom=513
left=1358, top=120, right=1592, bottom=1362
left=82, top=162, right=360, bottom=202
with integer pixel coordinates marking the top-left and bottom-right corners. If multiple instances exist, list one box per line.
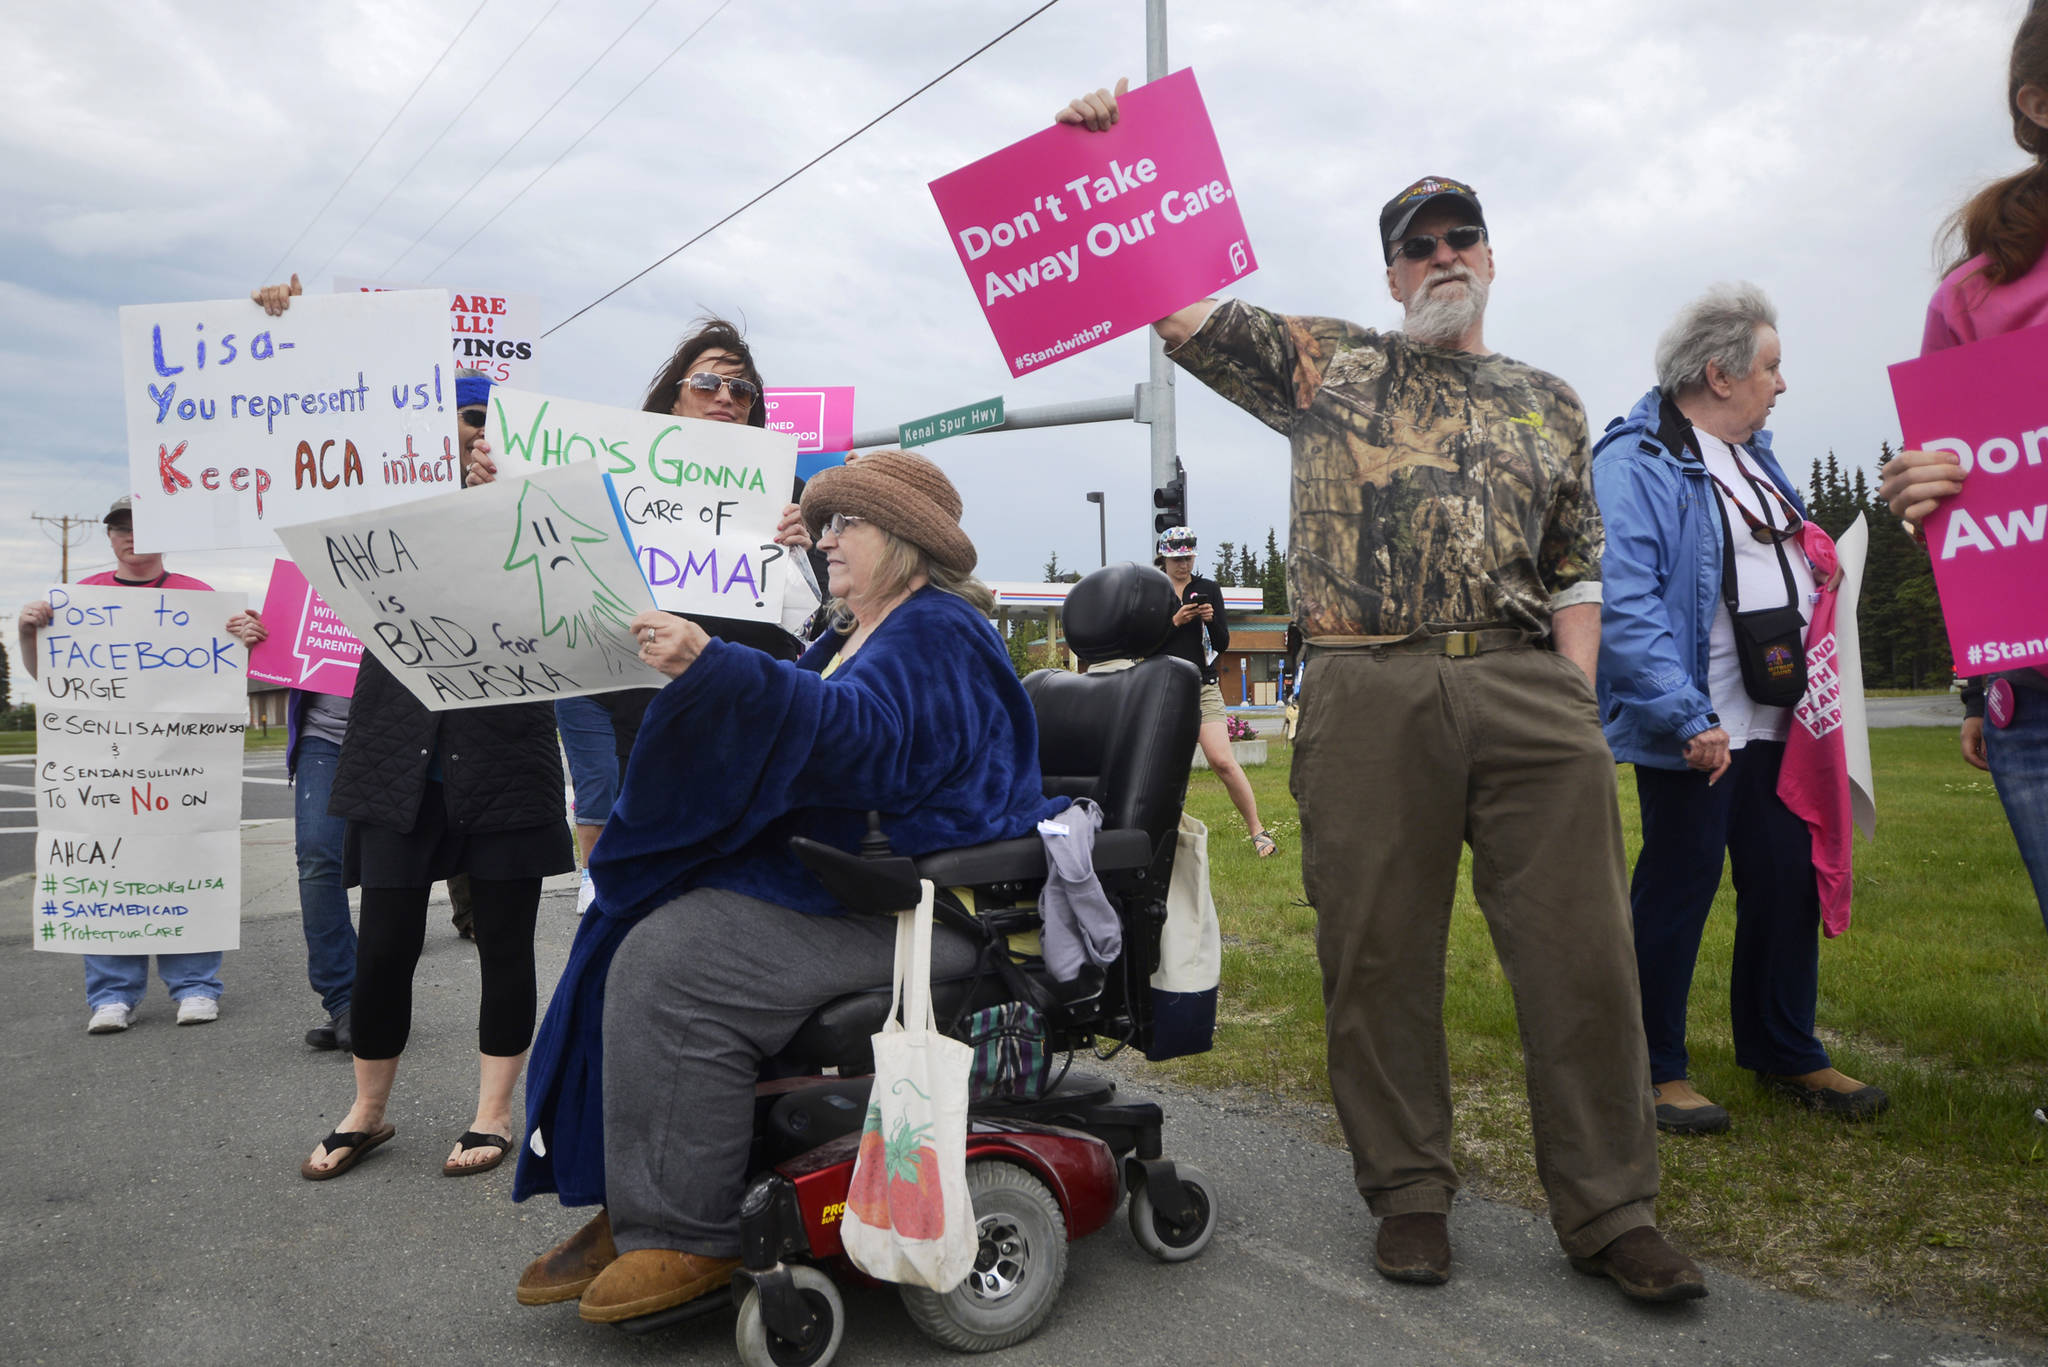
left=1062, top=562, right=1179, bottom=664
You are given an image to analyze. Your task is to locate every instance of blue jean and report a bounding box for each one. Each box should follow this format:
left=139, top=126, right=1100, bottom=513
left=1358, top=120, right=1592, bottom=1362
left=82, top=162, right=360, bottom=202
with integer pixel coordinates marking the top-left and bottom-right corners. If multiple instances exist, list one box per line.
left=1629, top=742, right=1831, bottom=1082
left=1985, top=696, right=2048, bottom=930
left=556, top=697, right=620, bottom=827
left=295, top=736, right=356, bottom=1016
left=83, top=951, right=222, bottom=1010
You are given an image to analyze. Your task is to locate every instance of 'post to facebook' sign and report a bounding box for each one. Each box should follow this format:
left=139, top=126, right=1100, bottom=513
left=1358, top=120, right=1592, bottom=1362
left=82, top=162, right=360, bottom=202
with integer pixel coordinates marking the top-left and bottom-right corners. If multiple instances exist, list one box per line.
left=33, top=585, right=247, bottom=955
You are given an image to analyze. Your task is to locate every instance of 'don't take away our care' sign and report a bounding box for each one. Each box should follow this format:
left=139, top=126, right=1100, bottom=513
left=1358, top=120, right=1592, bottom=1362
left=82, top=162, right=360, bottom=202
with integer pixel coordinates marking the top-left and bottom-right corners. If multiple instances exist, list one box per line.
left=929, top=68, right=1256, bottom=378
left=32, top=584, right=248, bottom=955
left=1889, top=322, right=2048, bottom=675
left=119, top=289, right=459, bottom=553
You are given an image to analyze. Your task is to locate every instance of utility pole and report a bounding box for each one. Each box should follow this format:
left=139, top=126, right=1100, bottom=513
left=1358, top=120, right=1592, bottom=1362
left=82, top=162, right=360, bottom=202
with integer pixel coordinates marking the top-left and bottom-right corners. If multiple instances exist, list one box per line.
left=31, top=513, right=101, bottom=584
left=1139, top=0, right=1185, bottom=540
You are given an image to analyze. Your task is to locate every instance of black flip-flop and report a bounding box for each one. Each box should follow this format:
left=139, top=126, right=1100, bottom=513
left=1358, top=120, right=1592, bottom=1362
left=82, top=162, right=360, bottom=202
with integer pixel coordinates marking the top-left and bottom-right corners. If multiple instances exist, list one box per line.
left=442, top=1130, right=512, bottom=1177
left=300, top=1123, right=395, bottom=1181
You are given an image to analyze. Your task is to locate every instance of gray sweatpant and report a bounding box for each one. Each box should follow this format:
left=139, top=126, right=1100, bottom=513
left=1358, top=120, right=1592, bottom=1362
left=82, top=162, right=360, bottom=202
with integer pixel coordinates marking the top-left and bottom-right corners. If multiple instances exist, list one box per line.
left=602, top=886, right=978, bottom=1257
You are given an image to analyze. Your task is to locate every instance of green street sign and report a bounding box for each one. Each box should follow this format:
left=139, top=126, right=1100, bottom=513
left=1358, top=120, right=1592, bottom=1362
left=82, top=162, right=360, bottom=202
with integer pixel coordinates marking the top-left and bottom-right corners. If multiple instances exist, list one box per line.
left=899, top=396, right=1003, bottom=448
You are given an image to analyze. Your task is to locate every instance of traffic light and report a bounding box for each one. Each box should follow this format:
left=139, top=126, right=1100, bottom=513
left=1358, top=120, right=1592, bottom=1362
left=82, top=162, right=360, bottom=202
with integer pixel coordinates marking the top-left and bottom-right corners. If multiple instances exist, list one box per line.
left=1152, top=459, right=1186, bottom=536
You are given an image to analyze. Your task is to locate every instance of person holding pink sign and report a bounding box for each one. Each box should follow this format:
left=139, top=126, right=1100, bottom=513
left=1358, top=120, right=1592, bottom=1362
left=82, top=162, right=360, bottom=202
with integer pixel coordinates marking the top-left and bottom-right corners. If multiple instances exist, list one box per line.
left=1879, top=6, right=2048, bottom=957
left=1061, top=84, right=1699, bottom=1304
left=1595, top=285, right=1887, bottom=1135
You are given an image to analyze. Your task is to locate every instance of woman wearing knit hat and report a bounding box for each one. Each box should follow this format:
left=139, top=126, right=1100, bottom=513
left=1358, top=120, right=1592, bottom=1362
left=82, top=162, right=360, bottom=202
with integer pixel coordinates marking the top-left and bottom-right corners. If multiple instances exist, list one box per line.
left=512, top=450, right=1067, bottom=1325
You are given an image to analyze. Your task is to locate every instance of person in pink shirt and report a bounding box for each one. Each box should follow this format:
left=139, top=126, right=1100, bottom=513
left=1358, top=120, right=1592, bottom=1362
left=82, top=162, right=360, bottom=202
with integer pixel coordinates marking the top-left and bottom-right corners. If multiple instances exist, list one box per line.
left=17, top=496, right=263, bottom=1033
left=1879, top=1, right=2048, bottom=1124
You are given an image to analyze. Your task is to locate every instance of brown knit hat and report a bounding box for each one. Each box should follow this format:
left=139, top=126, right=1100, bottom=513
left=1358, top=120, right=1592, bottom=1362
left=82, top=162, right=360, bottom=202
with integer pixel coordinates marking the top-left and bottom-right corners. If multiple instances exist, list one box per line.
left=800, top=450, right=977, bottom=574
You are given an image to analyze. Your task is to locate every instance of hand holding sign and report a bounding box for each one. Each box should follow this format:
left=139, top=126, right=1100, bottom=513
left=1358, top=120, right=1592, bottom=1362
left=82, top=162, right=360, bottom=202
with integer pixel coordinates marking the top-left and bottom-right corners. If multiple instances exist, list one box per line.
left=1888, top=321, right=2048, bottom=675
left=930, top=68, right=1256, bottom=377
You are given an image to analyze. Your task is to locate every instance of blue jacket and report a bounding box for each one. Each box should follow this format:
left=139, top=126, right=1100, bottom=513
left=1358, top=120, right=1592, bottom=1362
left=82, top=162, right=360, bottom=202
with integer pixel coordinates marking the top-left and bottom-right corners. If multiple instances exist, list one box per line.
left=1592, top=388, right=1808, bottom=769
left=515, top=586, right=1066, bottom=1206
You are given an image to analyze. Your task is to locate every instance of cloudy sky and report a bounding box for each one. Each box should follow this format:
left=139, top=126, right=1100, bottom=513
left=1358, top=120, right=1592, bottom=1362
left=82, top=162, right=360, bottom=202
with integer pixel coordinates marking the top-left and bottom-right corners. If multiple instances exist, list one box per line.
left=0, top=0, right=2028, bottom=645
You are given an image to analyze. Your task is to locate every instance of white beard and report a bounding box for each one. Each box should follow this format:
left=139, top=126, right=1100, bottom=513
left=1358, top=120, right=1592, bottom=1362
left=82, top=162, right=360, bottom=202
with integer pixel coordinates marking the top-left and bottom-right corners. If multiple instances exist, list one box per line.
left=1402, top=267, right=1488, bottom=347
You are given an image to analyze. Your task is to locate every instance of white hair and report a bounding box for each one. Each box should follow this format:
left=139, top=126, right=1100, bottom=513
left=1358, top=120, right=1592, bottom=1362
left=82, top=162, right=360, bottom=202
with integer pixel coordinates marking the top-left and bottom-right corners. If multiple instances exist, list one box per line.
left=1401, top=266, right=1489, bottom=347
left=1655, top=283, right=1778, bottom=395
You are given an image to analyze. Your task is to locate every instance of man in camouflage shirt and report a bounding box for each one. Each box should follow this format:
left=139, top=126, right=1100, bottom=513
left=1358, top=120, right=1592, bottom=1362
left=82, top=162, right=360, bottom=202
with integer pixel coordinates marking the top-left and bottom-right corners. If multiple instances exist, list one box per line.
left=1059, top=86, right=1701, bottom=1307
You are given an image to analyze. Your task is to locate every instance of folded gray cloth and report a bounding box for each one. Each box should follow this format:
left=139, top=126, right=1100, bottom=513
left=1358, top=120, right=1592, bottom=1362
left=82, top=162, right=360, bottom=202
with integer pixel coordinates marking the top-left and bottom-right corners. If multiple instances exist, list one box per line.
left=1036, top=797, right=1119, bottom=981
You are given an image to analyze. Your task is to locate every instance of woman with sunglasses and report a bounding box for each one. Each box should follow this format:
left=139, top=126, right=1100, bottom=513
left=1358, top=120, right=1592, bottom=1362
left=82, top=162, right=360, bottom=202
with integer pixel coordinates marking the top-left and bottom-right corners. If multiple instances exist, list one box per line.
left=468, top=317, right=821, bottom=779
left=1593, top=283, right=1886, bottom=1137
left=1153, top=526, right=1276, bottom=857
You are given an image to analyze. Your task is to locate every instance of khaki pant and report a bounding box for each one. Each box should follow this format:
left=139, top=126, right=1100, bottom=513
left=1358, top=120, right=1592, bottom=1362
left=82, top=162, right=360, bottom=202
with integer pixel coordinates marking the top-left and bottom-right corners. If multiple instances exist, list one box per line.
left=1292, top=645, right=1658, bottom=1256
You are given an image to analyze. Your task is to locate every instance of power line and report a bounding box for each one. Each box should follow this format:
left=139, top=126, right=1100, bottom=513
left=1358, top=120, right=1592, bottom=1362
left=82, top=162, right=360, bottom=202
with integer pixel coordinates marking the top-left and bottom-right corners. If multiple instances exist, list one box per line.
left=383, top=0, right=668, bottom=278
left=309, top=0, right=569, bottom=284
left=541, top=0, right=1065, bottom=339
left=424, top=0, right=732, bottom=278
left=261, top=0, right=489, bottom=282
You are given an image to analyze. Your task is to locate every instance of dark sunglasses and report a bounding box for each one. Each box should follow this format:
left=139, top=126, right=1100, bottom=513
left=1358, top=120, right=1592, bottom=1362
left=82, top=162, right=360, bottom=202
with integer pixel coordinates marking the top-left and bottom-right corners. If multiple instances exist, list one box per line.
left=458, top=407, right=488, bottom=427
left=683, top=371, right=761, bottom=404
left=1395, top=225, right=1487, bottom=260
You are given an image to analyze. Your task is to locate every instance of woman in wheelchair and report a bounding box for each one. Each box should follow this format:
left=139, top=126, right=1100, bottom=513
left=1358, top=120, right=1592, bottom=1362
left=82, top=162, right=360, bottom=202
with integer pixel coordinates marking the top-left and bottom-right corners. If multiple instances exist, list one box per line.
left=512, top=451, right=1067, bottom=1324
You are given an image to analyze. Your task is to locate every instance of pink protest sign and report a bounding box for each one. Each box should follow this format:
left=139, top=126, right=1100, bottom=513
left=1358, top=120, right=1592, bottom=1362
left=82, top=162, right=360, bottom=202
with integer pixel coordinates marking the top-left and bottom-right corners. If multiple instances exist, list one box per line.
left=763, top=387, right=855, bottom=454
left=247, top=558, right=363, bottom=697
left=929, top=68, right=1256, bottom=378
left=1889, top=321, right=2048, bottom=675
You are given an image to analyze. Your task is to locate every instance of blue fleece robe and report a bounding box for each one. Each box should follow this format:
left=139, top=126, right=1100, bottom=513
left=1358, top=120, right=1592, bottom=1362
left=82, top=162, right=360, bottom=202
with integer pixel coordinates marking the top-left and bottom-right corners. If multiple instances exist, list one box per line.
left=514, top=586, right=1065, bottom=1204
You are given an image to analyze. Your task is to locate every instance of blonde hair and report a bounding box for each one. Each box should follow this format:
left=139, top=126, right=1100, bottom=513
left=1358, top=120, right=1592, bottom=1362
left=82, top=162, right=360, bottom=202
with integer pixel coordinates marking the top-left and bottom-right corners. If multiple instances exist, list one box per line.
left=828, top=528, right=994, bottom=635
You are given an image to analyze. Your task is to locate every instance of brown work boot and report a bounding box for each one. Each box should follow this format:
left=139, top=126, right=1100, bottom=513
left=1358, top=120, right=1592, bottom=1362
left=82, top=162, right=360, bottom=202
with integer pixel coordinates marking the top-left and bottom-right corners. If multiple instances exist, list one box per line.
left=578, top=1248, right=742, bottom=1323
left=1569, top=1226, right=1707, bottom=1302
left=516, top=1208, right=618, bottom=1306
left=1758, top=1067, right=1890, bottom=1121
left=1653, top=1079, right=1731, bottom=1135
left=1373, top=1211, right=1451, bottom=1285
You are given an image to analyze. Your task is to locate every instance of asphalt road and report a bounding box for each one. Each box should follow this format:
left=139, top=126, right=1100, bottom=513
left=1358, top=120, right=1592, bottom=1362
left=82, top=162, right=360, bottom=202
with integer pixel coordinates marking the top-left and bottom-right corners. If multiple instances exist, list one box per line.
left=0, top=746, right=296, bottom=884
left=2, top=831, right=2040, bottom=1366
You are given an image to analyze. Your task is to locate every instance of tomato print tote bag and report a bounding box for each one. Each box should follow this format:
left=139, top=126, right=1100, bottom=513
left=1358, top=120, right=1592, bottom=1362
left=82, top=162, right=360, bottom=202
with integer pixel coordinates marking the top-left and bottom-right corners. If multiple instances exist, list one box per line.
left=840, top=879, right=977, bottom=1290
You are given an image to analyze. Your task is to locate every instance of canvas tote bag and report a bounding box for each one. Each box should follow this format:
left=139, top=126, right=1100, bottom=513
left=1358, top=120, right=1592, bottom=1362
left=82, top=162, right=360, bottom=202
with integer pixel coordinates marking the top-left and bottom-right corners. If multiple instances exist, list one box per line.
left=839, top=879, right=978, bottom=1291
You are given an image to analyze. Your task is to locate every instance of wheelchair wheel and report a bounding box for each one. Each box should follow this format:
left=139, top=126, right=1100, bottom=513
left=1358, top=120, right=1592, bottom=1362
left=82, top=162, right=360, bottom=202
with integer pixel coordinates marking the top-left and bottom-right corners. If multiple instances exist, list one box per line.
left=899, top=1160, right=1068, bottom=1352
left=1128, top=1162, right=1217, bottom=1262
left=735, top=1266, right=843, bottom=1367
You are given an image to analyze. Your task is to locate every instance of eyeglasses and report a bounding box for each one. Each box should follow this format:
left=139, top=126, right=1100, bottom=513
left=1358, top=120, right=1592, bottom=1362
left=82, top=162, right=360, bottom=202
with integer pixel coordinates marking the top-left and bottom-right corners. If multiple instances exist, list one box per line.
left=823, top=513, right=867, bottom=537
left=683, top=371, right=761, bottom=405
left=458, top=407, right=487, bottom=428
left=1395, top=225, right=1487, bottom=261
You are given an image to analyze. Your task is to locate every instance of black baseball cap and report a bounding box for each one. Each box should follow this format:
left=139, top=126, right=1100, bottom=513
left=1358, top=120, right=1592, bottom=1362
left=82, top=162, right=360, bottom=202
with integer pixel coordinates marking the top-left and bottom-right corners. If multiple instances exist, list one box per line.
left=1379, top=176, right=1486, bottom=264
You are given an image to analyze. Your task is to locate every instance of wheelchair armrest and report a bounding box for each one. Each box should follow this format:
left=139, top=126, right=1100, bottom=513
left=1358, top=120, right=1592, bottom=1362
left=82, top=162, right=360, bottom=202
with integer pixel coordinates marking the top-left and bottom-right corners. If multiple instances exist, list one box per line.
left=910, top=826, right=1153, bottom=887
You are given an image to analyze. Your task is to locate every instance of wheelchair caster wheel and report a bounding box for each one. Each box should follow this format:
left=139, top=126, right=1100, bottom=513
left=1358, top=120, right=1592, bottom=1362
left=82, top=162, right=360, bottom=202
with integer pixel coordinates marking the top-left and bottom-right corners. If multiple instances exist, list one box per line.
left=900, top=1160, right=1068, bottom=1352
left=1128, top=1162, right=1217, bottom=1262
left=735, top=1265, right=843, bottom=1367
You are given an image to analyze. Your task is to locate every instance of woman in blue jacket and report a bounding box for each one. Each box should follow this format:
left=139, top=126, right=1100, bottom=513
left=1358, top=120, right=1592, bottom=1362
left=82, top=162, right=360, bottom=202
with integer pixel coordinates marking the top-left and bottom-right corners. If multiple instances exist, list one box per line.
left=1595, top=284, right=1887, bottom=1135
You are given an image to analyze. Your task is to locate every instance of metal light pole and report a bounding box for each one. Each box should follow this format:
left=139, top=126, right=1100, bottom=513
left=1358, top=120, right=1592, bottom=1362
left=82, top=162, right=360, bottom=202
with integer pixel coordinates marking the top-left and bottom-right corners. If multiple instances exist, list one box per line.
left=1085, top=490, right=1106, bottom=565
left=1140, top=0, right=1179, bottom=531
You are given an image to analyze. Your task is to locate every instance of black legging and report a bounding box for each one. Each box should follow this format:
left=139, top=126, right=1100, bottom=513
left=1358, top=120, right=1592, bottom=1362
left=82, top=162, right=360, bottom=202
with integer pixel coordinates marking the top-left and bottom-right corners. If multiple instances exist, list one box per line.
left=351, top=878, right=542, bottom=1060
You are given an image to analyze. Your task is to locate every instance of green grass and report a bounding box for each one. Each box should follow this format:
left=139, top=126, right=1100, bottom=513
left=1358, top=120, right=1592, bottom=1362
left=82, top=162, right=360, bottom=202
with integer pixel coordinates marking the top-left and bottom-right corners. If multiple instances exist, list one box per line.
left=1169, top=729, right=2048, bottom=1338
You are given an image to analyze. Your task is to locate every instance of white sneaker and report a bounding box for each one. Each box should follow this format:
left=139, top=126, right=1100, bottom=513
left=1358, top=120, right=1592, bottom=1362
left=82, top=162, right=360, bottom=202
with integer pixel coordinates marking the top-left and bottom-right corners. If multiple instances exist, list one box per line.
left=87, top=1002, right=133, bottom=1034
left=175, top=995, right=220, bottom=1026
left=576, top=869, right=597, bottom=917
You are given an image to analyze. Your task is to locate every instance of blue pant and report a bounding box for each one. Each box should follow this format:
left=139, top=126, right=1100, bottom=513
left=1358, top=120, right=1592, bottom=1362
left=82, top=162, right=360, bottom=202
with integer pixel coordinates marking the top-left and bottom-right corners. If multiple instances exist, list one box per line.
left=1629, top=741, right=1830, bottom=1082
left=295, top=736, right=356, bottom=1017
left=1985, top=695, right=2048, bottom=930
left=83, top=951, right=222, bottom=1010
left=556, top=696, right=620, bottom=827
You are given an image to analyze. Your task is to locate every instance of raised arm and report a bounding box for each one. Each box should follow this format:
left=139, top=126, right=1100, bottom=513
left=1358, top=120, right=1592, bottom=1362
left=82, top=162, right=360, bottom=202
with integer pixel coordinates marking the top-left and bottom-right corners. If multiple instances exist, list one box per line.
left=1055, top=78, right=1219, bottom=349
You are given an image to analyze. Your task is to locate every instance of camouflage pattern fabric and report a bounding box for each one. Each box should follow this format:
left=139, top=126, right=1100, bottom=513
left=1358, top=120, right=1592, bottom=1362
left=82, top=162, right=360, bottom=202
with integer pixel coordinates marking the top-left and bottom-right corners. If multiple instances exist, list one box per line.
left=1170, top=300, right=1602, bottom=641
